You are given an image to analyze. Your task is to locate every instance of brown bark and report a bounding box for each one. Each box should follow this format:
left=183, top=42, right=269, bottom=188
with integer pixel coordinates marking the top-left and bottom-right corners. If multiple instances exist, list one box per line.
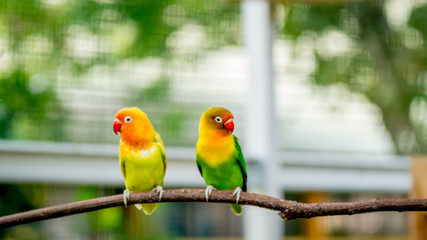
left=0, top=189, right=426, bottom=229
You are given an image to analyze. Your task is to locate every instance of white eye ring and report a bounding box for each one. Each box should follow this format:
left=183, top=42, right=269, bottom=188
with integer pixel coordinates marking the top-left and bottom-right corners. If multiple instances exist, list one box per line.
left=215, top=116, right=222, bottom=123
left=124, top=116, right=132, bottom=123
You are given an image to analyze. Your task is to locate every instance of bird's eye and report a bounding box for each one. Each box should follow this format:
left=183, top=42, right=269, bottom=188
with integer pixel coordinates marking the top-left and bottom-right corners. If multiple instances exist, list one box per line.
left=124, top=116, right=132, bottom=123
left=215, top=116, right=222, bottom=123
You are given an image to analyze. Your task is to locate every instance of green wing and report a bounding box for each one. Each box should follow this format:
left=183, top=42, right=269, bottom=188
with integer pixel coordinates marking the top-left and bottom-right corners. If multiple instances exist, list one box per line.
left=120, top=155, right=126, bottom=180
left=196, top=154, right=204, bottom=177
left=154, top=133, right=167, bottom=174
left=234, top=136, right=247, bottom=191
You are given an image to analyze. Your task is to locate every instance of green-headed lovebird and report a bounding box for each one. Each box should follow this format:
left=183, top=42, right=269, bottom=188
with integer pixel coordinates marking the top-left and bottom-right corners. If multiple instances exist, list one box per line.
left=113, top=107, right=166, bottom=215
left=196, top=107, right=248, bottom=215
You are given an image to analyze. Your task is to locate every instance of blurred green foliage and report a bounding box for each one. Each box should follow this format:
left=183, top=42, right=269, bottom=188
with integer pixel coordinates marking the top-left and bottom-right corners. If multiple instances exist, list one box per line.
left=0, top=184, right=45, bottom=239
left=0, top=69, right=64, bottom=139
left=0, top=0, right=240, bottom=69
left=5, top=0, right=427, bottom=153
left=0, top=0, right=240, bottom=144
left=283, top=1, right=427, bottom=154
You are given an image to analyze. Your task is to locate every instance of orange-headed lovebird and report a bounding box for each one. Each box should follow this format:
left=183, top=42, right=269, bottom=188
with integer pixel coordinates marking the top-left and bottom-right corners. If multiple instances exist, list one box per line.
left=196, top=107, right=247, bottom=215
left=113, top=107, right=166, bottom=215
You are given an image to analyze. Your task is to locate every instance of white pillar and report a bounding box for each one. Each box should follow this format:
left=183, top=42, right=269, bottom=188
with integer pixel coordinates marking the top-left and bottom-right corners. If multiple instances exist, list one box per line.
left=242, top=1, right=282, bottom=240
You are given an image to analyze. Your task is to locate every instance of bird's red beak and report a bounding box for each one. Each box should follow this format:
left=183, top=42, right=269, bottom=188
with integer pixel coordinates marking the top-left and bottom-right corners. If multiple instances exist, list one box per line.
left=113, top=119, right=122, bottom=135
left=224, top=118, right=234, bottom=132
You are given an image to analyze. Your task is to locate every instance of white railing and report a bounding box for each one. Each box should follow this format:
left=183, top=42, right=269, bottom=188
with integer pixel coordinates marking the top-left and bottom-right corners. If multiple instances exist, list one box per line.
left=0, top=140, right=410, bottom=192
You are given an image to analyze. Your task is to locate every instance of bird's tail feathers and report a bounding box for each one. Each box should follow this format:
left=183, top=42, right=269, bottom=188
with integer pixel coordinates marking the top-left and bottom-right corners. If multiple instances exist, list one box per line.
left=135, top=203, right=159, bottom=215
left=230, top=204, right=242, bottom=216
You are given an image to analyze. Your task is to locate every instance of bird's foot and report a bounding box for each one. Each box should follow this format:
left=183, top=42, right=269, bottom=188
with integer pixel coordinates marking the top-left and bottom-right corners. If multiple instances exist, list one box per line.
left=205, top=185, right=216, bottom=202
left=233, top=187, right=242, bottom=204
left=123, top=189, right=132, bottom=207
left=152, top=186, right=163, bottom=201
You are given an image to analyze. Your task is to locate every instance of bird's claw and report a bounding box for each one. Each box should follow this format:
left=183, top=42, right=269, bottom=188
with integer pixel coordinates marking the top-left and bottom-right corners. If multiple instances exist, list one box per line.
left=152, top=186, right=163, bottom=201
left=233, top=187, right=242, bottom=204
left=123, top=189, right=131, bottom=207
left=205, top=185, right=216, bottom=202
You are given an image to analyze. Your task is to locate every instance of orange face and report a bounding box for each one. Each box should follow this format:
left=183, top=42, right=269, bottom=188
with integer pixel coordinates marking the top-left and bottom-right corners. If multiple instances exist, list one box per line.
left=199, top=107, right=235, bottom=138
left=113, top=107, right=154, bottom=144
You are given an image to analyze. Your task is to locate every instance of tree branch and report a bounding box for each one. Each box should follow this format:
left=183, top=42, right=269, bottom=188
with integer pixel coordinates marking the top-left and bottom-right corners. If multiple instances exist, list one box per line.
left=1, top=189, right=426, bottom=229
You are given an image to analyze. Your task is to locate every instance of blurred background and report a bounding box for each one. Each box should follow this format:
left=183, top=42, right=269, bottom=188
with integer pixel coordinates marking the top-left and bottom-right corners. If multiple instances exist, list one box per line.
left=1, top=0, right=427, bottom=239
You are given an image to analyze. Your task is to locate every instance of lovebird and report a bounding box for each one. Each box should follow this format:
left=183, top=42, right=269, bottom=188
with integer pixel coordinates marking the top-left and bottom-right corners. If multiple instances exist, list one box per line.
left=196, top=107, right=247, bottom=215
left=113, top=107, right=166, bottom=215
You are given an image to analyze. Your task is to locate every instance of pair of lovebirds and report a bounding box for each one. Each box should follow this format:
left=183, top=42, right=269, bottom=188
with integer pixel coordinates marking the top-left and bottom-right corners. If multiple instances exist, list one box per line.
left=113, top=107, right=247, bottom=216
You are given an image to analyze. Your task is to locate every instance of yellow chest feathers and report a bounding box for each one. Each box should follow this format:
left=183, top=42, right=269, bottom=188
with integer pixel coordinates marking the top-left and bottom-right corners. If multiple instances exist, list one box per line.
left=196, top=135, right=235, bottom=166
left=119, top=141, right=157, bottom=159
